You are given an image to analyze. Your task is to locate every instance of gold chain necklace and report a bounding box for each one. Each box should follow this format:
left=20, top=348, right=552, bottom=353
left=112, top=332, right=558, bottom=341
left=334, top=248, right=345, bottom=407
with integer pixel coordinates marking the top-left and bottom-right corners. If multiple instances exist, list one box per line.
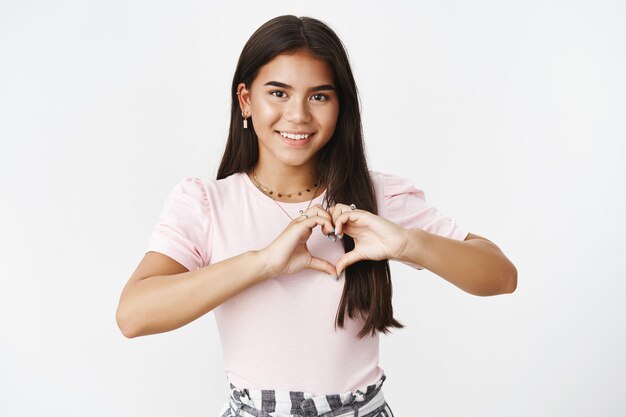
left=251, top=170, right=323, bottom=220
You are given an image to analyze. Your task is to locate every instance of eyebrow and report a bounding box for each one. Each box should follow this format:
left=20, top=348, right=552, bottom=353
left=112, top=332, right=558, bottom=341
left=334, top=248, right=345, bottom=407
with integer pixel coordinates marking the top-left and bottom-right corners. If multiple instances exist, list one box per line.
left=263, top=81, right=336, bottom=92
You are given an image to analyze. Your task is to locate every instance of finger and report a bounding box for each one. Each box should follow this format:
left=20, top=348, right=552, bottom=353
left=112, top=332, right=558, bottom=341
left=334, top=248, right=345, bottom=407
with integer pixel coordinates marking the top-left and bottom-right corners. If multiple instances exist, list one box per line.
left=297, top=214, right=334, bottom=235
left=307, top=256, right=339, bottom=279
left=336, top=250, right=362, bottom=277
left=329, top=203, right=350, bottom=234
left=334, top=209, right=359, bottom=237
left=301, top=205, right=334, bottom=236
left=326, top=206, right=339, bottom=236
left=302, top=203, right=328, bottom=216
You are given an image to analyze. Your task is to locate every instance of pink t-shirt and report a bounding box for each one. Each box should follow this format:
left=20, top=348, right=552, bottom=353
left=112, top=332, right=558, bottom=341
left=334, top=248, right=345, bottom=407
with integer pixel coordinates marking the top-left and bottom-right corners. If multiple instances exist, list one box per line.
left=146, top=170, right=469, bottom=395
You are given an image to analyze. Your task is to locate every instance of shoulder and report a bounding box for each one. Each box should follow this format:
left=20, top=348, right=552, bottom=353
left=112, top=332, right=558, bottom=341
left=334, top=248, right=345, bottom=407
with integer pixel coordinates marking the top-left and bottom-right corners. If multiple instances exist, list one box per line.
left=170, top=173, right=241, bottom=202
left=168, top=176, right=210, bottom=205
left=367, top=170, right=426, bottom=199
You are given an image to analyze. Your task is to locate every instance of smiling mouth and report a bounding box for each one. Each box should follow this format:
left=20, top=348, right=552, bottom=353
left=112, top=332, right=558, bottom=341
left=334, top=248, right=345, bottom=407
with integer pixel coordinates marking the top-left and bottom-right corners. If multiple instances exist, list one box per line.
left=276, top=131, right=315, bottom=140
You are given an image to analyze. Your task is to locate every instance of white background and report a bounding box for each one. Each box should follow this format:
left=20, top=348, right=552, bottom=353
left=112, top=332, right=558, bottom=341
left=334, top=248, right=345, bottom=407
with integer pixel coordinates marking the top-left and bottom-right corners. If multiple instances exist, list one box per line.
left=1, top=1, right=625, bottom=416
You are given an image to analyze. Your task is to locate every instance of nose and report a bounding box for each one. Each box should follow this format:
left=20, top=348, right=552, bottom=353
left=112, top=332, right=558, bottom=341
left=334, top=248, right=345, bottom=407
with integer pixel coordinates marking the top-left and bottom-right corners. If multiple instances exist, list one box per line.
left=284, top=97, right=312, bottom=124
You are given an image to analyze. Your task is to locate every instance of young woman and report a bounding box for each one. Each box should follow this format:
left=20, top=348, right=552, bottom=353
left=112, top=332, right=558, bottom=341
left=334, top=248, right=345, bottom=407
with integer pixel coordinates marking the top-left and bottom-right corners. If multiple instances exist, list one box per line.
left=116, top=15, right=517, bottom=417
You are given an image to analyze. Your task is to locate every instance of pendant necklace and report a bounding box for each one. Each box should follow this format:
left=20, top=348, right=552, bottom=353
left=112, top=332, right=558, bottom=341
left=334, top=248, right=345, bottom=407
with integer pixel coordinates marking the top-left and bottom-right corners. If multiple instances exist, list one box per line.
left=251, top=170, right=324, bottom=220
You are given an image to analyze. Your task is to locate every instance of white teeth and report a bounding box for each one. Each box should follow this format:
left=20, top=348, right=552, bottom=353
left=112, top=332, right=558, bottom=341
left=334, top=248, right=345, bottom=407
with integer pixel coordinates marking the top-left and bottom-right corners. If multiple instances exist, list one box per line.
left=279, top=131, right=310, bottom=140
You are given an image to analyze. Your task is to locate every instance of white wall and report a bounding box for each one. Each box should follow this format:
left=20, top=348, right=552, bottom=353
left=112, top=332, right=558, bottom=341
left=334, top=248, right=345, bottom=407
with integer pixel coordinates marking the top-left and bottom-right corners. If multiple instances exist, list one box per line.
left=1, top=1, right=624, bottom=416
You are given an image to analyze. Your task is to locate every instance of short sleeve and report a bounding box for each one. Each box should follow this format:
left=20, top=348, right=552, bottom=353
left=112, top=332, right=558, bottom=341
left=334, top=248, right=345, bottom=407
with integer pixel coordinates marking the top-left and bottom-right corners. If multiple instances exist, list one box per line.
left=145, top=177, right=212, bottom=271
left=378, top=172, right=469, bottom=270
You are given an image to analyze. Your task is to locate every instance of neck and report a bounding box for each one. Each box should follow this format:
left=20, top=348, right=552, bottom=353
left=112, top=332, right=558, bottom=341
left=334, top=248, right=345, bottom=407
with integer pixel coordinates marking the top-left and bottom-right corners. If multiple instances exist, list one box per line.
left=250, top=160, right=324, bottom=200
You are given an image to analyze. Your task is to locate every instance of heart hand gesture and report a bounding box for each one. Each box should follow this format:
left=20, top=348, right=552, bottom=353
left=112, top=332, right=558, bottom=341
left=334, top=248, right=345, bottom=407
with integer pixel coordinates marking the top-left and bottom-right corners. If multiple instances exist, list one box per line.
left=257, top=203, right=410, bottom=280
left=328, top=203, right=409, bottom=276
left=257, top=204, right=339, bottom=278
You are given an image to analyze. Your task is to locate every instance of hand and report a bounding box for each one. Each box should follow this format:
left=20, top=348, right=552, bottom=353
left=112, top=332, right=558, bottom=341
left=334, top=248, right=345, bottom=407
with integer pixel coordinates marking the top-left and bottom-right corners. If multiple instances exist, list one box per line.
left=328, top=203, right=410, bottom=276
left=258, top=204, right=339, bottom=279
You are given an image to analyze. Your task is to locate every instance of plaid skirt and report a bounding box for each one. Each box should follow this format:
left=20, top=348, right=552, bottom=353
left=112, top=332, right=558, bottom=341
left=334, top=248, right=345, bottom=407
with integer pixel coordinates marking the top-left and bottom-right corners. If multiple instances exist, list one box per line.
left=216, top=373, right=394, bottom=417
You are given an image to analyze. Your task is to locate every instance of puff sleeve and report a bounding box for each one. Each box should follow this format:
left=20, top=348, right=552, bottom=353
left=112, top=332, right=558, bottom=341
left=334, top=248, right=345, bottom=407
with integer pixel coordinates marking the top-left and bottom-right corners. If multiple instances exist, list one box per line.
left=377, top=171, right=469, bottom=270
left=145, top=177, right=212, bottom=271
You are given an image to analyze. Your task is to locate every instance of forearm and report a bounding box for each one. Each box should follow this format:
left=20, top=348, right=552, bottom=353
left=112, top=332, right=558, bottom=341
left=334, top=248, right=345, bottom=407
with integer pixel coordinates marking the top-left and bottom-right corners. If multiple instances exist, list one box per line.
left=117, top=250, right=272, bottom=338
left=397, top=228, right=517, bottom=296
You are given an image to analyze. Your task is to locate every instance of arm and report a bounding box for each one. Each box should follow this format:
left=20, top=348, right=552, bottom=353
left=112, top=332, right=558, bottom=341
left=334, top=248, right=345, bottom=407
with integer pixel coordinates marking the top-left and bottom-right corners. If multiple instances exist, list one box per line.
left=396, top=230, right=517, bottom=296
left=116, top=250, right=273, bottom=338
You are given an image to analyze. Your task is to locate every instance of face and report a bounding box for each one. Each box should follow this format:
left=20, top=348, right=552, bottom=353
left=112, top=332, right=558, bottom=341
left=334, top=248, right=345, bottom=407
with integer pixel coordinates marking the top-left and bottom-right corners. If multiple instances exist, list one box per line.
left=237, top=49, right=339, bottom=171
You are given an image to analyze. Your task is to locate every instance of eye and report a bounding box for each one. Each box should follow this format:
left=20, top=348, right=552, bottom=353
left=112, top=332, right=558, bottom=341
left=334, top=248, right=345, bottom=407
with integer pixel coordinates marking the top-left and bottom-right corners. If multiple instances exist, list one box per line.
left=270, top=90, right=287, bottom=98
left=311, top=93, right=328, bottom=102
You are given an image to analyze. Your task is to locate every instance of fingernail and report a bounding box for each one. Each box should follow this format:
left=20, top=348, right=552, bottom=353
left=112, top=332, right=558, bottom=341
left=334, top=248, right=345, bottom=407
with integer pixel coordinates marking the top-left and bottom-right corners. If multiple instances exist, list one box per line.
left=334, top=226, right=338, bottom=235
left=337, top=234, right=343, bottom=240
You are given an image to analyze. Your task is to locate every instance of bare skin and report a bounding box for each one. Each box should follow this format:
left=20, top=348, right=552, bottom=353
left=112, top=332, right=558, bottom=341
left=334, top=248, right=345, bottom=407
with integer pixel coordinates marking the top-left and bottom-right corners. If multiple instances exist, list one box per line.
left=116, top=49, right=516, bottom=339
left=236, top=49, right=339, bottom=200
left=116, top=199, right=516, bottom=338
left=116, top=204, right=335, bottom=338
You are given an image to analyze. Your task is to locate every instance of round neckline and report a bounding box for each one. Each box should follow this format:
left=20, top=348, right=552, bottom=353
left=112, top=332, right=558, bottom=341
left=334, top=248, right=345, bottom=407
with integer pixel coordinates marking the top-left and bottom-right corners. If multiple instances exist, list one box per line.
left=239, top=172, right=327, bottom=207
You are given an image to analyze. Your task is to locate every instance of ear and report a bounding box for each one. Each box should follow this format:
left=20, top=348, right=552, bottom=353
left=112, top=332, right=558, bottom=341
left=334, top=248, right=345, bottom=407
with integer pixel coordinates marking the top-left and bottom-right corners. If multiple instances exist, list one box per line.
left=236, top=82, right=251, bottom=116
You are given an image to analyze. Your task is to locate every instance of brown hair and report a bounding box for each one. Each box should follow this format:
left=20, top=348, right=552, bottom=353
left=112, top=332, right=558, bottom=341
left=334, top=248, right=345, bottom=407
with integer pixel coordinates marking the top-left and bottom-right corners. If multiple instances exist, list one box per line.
left=216, top=15, right=404, bottom=338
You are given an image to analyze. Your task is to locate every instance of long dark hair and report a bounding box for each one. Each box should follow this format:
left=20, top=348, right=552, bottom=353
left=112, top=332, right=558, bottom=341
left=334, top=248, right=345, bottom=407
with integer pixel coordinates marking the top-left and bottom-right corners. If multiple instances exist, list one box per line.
left=216, top=15, right=404, bottom=338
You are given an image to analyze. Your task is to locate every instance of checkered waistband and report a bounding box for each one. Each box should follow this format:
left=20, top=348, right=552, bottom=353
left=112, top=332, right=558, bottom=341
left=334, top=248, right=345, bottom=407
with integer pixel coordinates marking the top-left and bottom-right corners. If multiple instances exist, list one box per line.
left=220, top=373, right=388, bottom=417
